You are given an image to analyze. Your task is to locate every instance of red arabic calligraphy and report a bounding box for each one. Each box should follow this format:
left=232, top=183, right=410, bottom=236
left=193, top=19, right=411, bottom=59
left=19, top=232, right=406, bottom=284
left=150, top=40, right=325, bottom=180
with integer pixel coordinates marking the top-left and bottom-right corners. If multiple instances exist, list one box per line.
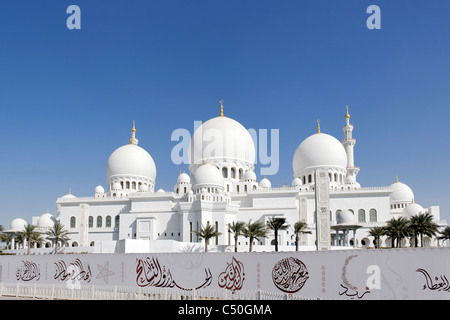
left=218, top=257, right=245, bottom=291
left=272, top=257, right=309, bottom=293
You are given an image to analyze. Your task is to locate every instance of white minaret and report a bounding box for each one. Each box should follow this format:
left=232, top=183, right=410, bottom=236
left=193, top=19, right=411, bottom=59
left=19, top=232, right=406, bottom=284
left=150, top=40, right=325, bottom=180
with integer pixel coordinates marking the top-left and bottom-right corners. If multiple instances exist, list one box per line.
left=342, top=106, right=359, bottom=184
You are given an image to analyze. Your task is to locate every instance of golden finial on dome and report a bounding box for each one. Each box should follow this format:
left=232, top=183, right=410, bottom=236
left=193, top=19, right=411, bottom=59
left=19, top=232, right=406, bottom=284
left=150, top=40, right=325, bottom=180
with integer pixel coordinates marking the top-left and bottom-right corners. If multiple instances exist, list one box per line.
left=129, top=121, right=139, bottom=145
left=317, top=119, right=320, bottom=133
left=345, top=105, right=350, bottom=119
left=219, top=100, right=224, bottom=117
left=396, top=176, right=399, bottom=183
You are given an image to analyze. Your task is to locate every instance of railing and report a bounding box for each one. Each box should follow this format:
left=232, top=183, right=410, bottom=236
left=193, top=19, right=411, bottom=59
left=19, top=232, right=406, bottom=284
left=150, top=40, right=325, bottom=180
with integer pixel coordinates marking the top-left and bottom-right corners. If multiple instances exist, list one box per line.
left=0, top=282, right=319, bottom=300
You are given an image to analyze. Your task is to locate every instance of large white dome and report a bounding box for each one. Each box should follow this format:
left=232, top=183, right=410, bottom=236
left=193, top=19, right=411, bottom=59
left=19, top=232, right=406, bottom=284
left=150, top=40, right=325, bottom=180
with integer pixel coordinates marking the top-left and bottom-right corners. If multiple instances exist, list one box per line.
left=188, top=115, right=255, bottom=167
left=192, top=163, right=224, bottom=190
left=106, top=144, right=156, bottom=182
left=389, top=181, right=414, bottom=203
left=293, top=133, right=348, bottom=177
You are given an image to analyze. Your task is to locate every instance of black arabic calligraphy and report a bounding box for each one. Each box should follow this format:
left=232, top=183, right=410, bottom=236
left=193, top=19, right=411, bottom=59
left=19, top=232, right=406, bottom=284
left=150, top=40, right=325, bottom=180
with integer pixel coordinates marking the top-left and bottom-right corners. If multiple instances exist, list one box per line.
left=54, top=259, right=92, bottom=283
left=338, top=283, right=370, bottom=299
left=416, top=268, right=450, bottom=292
left=16, top=261, right=40, bottom=282
left=136, top=256, right=212, bottom=291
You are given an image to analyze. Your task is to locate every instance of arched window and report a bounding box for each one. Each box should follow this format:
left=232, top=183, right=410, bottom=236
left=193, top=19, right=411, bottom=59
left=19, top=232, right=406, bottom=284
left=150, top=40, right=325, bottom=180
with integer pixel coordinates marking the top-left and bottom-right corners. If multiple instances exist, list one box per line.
left=70, top=216, right=76, bottom=228
left=126, top=181, right=130, bottom=189
left=336, top=209, right=342, bottom=221
left=97, top=216, right=102, bottom=228
left=231, top=168, right=236, bottom=179
left=115, top=215, right=120, bottom=228
left=358, top=209, right=366, bottom=223
left=106, top=215, right=111, bottom=228
left=239, top=169, right=243, bottom=180
left=72, top=242, right=78, bottom=247
left=89, top=216, right=93, bottom=228
left=370, top=209, right=377, bottom=222
left=132, top=181, right=136, bottom=189
left=308, top=174, right=312, bottom=183
left=334, top=173, right=337, bottom=182
left=222, top=167, right=228, bottom=178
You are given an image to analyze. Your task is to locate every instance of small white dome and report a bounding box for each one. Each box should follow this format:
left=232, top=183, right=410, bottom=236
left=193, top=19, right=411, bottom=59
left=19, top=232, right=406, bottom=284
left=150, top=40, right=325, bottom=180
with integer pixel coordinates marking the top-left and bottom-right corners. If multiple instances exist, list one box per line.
left=111, top=182, right=122, bottom=190
left=292, top=177, right=302, bottom=187
left=337, top=210, right=356, bottom=224
left=192, top=163, right=224, bottom=190
left=156, top=188, right=165, bottom=193
left=389, top=181, right=414, bottom=203
left=402, top=203, right=424, bottom=218
left=106, top=144, right=156, bottom=182
left=139, top=184, right=149, bottom=192
left=259, top=177, right=271, bottom=189
left=61, top=191, right=76, bottom=199
left=243, top=170, right=256, bottom=181
left=37, top=213, right=56, bottom=229
left=293, top=133, right=347, bottom=177
left=10, top=218, right=27, bottom=232
left=95, top=185, right=105, bottom=194
left=177, top=172, right=191, bottom=184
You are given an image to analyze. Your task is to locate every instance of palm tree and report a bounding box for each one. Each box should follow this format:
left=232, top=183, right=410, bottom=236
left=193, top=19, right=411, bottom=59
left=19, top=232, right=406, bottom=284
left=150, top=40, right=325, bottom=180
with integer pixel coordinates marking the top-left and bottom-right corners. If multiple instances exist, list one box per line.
left=437, top=226, right=450, bottom=246
left=193, top=224, right=221, bottom=252
left=409, top=213, right=439, bottom=247
left=19, top=224, right=41, bottom=255
left=368, top=226, right=384, bottom=249
left=0, top=233, right=11, bottom=250
left=229, top=221, right=246, bottom=252
left=384, top=217, right=411, bottom=248
left=46, top=222, right=70, bottom=254
left=266, top=217, right=289, bottom=252
left=242, top=220, right=268, bottom=252
left=293, top=221, right=311, bottom=251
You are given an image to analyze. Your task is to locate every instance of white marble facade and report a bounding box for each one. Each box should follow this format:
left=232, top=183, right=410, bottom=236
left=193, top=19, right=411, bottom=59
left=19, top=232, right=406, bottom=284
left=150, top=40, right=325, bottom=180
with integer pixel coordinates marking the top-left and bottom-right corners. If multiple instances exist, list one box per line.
left=5, top=106, right=448, bottom=253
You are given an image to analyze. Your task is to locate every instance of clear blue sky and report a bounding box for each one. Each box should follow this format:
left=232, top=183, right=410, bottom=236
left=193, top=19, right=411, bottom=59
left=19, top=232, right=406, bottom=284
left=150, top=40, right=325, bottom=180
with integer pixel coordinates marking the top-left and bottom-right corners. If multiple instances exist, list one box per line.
left=1, top=0, right=449, bottom=228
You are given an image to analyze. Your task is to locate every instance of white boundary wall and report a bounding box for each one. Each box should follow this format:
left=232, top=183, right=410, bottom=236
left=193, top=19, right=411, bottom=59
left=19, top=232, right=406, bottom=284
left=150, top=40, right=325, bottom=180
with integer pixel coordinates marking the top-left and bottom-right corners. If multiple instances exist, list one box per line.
left=1, top=247, right=449, bottom=300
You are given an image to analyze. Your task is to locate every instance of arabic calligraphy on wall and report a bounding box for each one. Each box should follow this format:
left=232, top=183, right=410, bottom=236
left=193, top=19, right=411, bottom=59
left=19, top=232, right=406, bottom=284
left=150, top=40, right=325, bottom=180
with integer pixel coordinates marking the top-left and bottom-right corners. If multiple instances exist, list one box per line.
left=338, top=255, right=370, bottom=299
left=54, top=258, right=92, bottom=283
left=272, top=257, right=309, bottom=293
left=16, top=260, right=40, bottom=282
left=135, top=256, right=212, bottom=291
left=218, top=257, right=245, bottom=292
left=416, top=268, right=450, bottom=292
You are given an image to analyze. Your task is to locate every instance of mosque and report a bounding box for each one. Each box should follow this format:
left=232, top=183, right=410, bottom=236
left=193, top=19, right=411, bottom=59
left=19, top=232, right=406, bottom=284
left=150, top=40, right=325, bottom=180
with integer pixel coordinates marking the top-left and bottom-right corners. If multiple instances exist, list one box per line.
left=3, top=104, right=447, bottom=253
